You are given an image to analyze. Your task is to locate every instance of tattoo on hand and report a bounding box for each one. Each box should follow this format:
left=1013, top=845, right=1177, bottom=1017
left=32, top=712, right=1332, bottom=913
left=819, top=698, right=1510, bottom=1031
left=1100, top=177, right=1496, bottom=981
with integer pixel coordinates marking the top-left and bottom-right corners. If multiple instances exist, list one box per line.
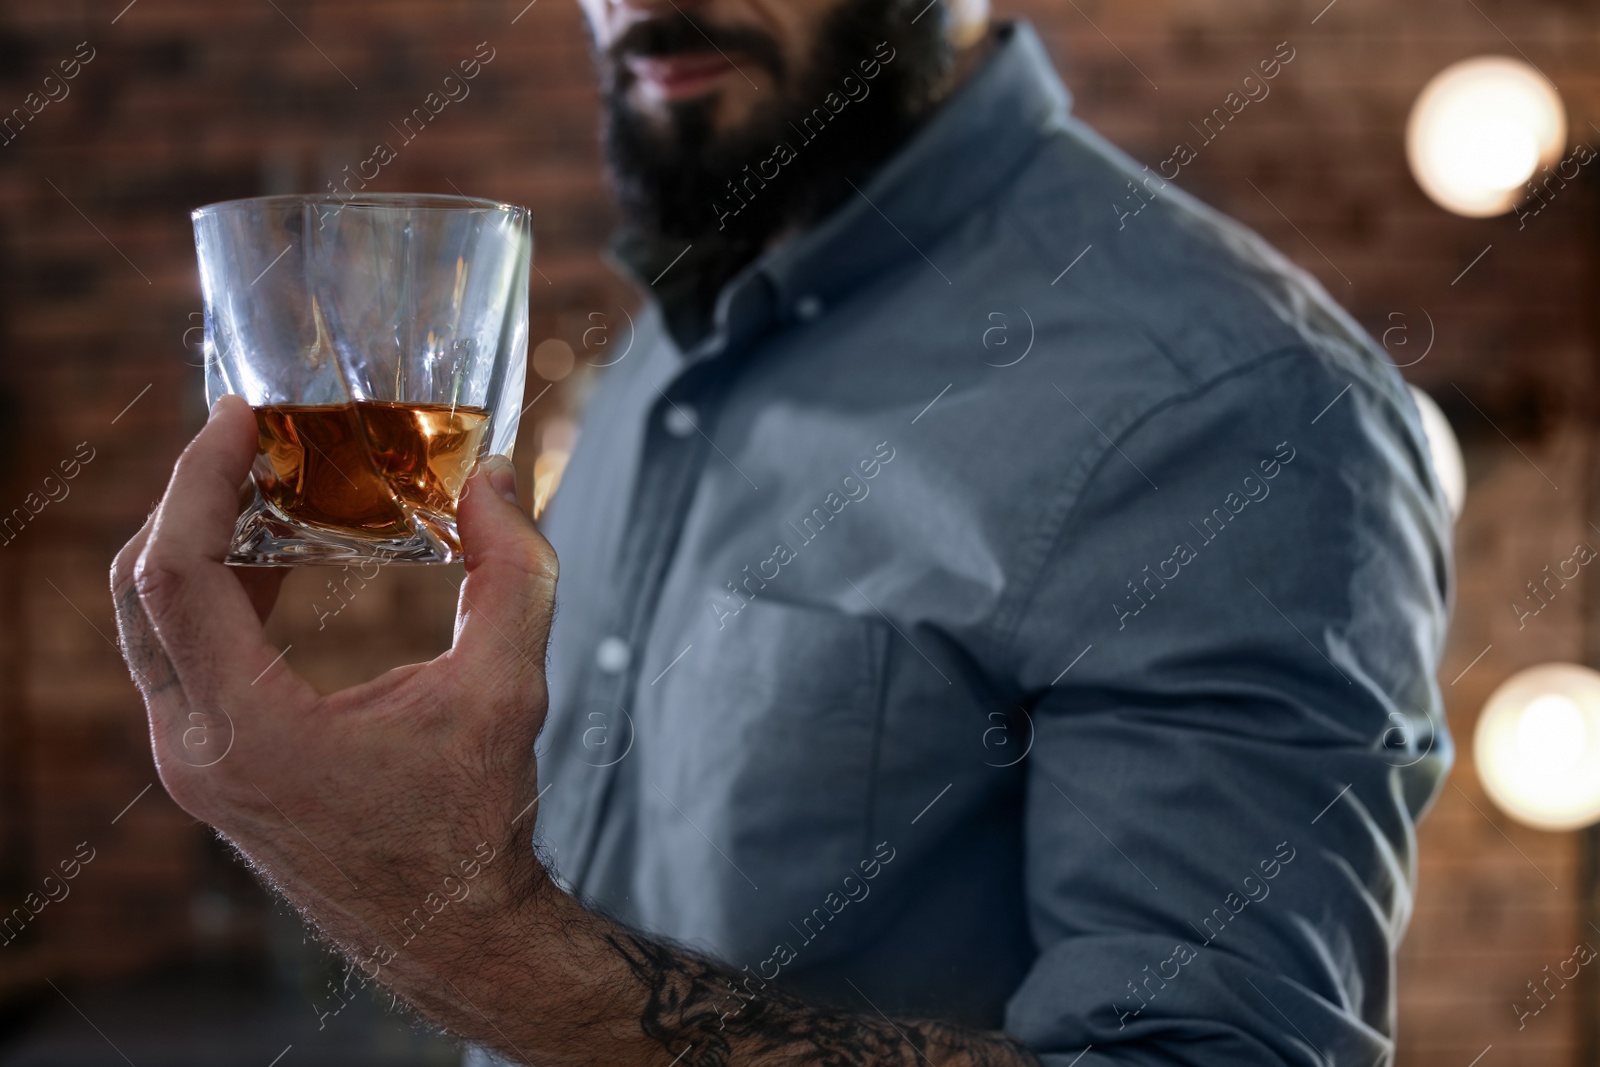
left=603, top=931, right=1040, bottom=1067
left=115, top=585, right=180, bottom=695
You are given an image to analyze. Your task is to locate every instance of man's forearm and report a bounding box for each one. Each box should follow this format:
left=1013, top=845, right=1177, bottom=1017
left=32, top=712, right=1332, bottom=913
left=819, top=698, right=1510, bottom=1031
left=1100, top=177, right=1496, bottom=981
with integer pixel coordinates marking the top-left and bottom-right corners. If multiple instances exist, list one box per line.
left=597, top=927, right=1040, bottom=1067
left=406, top=872, right=1041, bottom=1067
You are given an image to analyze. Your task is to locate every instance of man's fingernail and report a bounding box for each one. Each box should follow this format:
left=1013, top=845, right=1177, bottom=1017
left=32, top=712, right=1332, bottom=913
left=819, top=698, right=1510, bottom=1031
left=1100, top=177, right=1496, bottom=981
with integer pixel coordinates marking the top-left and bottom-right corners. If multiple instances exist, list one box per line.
left=481, top=455, right=520, bottom=505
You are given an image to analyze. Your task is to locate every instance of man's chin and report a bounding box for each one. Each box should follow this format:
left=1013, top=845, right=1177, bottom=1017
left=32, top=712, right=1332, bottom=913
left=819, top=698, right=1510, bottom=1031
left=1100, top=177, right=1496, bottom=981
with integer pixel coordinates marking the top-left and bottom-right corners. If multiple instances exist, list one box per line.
left=624, top=89, right=766, bottom=144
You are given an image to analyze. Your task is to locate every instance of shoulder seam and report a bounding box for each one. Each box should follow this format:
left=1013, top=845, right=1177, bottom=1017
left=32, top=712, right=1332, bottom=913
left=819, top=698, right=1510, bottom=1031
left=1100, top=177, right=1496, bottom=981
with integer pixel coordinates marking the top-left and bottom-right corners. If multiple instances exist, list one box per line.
left=997, top=153, right=1201, bottom=389
left=993, top=341, right=1320, bottom=670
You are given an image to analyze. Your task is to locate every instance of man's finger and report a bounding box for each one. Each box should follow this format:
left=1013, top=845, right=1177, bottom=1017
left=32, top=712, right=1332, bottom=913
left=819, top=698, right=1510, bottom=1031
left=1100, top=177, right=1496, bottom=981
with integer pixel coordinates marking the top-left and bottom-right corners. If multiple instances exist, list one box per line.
left=133, top=394, right=315, bottom=709
left=447, top=455, right=559, bottom=708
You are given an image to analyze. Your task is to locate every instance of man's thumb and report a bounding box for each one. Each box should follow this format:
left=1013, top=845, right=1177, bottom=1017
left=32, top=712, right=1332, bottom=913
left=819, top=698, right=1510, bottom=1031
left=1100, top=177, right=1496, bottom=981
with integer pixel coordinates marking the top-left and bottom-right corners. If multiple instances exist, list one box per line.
left=448, top=455, right=559, bottom=696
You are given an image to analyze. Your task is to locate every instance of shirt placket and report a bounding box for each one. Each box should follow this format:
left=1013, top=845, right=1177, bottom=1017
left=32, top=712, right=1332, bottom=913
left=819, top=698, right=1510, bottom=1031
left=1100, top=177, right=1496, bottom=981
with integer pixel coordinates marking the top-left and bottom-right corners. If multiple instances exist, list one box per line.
left=560, top=344, right=739, bottom=895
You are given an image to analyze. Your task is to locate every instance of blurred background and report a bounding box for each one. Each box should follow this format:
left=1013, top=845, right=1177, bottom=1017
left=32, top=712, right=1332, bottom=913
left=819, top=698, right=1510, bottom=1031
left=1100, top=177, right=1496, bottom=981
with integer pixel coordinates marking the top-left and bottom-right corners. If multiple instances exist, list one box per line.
left=0, top=0, right=1596, bottom=1064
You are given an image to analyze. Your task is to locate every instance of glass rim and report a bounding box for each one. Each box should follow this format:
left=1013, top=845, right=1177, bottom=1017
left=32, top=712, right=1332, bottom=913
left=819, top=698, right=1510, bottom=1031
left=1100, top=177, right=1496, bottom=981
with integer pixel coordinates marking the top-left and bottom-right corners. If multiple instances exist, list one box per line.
left=191, top=192, right=529, bottom=220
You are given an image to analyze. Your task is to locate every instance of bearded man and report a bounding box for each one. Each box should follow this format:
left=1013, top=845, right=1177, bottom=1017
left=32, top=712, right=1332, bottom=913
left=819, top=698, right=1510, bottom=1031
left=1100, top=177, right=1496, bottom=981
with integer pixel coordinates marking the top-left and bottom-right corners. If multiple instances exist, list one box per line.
left=112, top=0, right=1453, bottom=1063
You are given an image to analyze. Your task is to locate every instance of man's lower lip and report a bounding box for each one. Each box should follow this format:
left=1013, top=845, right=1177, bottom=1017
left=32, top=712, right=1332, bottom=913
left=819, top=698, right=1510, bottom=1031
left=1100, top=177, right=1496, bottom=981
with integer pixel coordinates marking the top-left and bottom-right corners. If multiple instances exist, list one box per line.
left=626, top=55, right=739, bottom=98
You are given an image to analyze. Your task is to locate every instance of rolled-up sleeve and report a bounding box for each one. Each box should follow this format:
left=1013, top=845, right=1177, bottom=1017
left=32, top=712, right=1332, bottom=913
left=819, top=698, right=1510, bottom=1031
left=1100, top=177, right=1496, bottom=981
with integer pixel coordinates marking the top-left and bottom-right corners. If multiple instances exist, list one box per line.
left=1002, top=347, right=1453, bottom=1066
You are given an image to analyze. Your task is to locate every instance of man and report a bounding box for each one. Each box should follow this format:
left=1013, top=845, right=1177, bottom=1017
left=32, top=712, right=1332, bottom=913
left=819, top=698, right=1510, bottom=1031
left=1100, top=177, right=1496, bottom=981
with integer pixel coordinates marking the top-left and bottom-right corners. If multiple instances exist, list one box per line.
left=112, top=0, right=1453, bottom=1061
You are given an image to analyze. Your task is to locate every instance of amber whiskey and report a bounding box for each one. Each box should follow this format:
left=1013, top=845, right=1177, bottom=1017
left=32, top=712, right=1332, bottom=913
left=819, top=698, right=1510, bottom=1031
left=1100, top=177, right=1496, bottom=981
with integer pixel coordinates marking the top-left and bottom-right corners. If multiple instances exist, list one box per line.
left=253, top=401, right=490, bottom=538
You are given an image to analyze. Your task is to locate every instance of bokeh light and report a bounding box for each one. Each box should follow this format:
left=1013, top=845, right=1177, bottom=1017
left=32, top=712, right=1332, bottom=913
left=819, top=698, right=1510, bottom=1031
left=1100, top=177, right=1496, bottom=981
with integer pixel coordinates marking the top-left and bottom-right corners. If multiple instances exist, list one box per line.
left=1407, top=385, right=1466, bottom=521
left=1406, top=56, right=1566, bottom=217
left=1475, top=663, right=1600, bottom=830
left=533, top=337, right=576, bottom=381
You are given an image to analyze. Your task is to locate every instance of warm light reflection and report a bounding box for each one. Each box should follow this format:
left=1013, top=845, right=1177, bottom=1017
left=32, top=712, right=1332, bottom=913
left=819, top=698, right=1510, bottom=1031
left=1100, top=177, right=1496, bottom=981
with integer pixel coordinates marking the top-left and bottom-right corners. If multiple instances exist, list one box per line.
left=531, top=416, right=577, bottom=519
left=533, top=449, right=569, bottom=519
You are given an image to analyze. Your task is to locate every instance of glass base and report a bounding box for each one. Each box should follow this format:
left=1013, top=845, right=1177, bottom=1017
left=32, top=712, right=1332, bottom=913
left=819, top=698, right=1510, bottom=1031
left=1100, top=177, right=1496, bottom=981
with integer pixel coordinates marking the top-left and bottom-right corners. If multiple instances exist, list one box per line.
left=226, top=500, right=462, bottom=566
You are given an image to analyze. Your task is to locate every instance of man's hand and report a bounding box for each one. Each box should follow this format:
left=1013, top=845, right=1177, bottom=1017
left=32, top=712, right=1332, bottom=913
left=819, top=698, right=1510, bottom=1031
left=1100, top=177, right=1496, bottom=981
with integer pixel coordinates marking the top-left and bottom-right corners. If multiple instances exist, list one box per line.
left=110, top=394, right=557, bottom=987
left=110, top=395, right=1039, bottom=1067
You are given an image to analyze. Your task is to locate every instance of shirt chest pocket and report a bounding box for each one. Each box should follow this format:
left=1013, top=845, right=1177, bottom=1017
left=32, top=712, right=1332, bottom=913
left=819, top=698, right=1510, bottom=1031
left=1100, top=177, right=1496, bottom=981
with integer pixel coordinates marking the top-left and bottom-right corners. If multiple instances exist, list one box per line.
left=637, top=597, right=891, bottom=949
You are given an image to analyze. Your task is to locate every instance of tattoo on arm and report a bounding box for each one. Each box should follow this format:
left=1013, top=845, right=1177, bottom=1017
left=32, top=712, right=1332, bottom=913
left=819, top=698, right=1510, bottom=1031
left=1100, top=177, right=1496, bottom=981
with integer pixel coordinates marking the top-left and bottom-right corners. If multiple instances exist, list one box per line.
left=602, top=930, right=1041, bottom=1067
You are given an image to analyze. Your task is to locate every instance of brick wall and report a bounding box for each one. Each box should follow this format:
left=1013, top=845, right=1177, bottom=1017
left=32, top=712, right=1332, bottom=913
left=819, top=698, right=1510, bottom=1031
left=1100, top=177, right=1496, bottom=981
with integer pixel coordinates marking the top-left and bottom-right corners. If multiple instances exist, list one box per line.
left=0, top=0, right=1595, bottom=1062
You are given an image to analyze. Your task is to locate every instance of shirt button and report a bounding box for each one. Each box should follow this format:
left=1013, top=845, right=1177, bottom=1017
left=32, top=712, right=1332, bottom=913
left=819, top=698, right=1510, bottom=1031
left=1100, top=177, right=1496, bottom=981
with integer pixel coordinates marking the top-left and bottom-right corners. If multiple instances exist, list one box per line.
left=662, top=404, right=698, bottom=438
left=595, top=636, right=631, bottom=674
left=795, top=295, right=824, bottom=321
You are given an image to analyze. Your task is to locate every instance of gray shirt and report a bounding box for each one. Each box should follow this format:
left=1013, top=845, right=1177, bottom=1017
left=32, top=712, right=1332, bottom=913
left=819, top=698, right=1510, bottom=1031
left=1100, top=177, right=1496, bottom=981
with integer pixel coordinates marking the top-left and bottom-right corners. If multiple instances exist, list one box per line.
left=532, top=21, right=1452, bottom=1066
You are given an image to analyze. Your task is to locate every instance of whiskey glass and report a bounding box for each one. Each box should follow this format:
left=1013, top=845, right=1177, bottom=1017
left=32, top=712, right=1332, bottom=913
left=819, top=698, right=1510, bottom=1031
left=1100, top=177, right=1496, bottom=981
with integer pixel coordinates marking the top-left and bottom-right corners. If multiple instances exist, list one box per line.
left=192, top=193, right=531, bottom=565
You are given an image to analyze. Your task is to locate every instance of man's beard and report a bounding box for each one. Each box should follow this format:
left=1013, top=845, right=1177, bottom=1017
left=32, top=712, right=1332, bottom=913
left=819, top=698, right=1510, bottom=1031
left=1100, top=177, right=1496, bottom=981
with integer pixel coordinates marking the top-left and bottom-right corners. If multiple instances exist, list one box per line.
left=599, top=0, right=953, bottom=248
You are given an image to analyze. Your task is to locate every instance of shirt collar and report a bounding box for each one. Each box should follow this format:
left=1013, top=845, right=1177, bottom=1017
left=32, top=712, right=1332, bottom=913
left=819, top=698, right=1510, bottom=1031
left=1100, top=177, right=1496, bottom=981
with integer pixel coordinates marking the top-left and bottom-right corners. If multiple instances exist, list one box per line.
left=609, top=20, right=1071, bottom=360
left=760, top=21, right=1069, bottom=315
